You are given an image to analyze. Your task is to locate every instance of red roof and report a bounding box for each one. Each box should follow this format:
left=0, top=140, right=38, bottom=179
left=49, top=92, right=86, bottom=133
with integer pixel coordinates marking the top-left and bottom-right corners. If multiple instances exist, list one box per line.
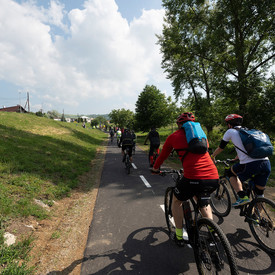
left=0, top=105, right=27, bottom=113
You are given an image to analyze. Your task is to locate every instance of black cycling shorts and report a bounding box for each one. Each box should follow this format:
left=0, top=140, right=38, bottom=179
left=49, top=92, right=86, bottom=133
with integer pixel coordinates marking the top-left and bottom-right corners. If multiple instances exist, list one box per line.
left=122, top=145, right=133, bottom=157
left=173, top=177, right=219, bottom=207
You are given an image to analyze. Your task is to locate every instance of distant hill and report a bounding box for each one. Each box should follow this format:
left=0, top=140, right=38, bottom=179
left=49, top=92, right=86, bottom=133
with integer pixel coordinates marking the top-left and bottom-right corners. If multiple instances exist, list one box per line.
left=65, top=114, right=109, bottom=119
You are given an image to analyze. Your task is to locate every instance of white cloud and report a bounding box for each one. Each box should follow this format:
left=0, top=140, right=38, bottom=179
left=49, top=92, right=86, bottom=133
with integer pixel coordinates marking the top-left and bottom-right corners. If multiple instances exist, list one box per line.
left=0, top=0, right=168, bottom=112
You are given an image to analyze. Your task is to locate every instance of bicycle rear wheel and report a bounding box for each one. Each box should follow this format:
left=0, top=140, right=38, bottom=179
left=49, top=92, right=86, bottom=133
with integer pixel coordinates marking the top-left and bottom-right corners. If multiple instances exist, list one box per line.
left=164, top=187, right=176, bottom=239
left=125, top=155, right=131, bottom=174
left=194, top=218, right=239, bottom=275
left=210, top=177, right=231, bottom=217
left=248, top=197, right=275, bottom=255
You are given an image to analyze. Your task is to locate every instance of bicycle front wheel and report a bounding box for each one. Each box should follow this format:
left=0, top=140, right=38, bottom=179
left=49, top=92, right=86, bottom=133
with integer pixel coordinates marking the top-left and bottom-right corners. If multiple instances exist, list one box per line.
left=164, top=187, right=176, bottom=239
left=248, top=197, right=275, bottom=255
left=210, top=178, right=231, bottom=217
left=194, top=218, right=239, bottom=275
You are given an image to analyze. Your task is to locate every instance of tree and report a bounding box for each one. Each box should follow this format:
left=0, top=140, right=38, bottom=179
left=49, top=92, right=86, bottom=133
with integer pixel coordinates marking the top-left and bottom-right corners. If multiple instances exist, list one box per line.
left=159, top=0, right=275, bottom=125
left=135, top=85, right=171, bottom=131
left=109, top=109, right=135, bottom=129
left=46, top=110, right=61, bottom=119
left=158, top=1, right=227, bottom=133
left=95, top=116, right=108, bottom=128
left=91, top=118, right=99, bottom=127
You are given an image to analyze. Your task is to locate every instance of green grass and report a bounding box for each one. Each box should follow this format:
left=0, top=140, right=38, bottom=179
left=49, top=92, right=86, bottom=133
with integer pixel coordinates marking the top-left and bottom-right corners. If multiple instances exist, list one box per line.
left=0, top=230, right=35, bottom=274
left=0, top=112, right=107, bottom=273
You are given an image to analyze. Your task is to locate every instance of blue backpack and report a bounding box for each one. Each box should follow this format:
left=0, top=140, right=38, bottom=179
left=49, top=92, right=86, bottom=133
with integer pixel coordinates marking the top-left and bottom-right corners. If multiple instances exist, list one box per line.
left=235, top=128, right=273, bottom=158
left=182, top=121, right=208, bottom=154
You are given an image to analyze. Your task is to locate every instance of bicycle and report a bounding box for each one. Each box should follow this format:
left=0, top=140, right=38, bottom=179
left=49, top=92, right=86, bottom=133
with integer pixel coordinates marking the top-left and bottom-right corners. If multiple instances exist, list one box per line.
left=210, top=159, right=275, bottom=255
left=160, top=169, right=239, bottom=274
left=117, top=136, right=121, bottom=147
left=144, top=144, right=159, bottom=167
left=132, top=142, right=136, bottom=155
left=124, top=147, right=132, bottom=174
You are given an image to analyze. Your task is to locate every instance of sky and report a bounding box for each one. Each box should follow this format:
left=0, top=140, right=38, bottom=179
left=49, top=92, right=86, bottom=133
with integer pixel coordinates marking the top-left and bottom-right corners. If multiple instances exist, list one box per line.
left=0, top=0, right=176, bottom=115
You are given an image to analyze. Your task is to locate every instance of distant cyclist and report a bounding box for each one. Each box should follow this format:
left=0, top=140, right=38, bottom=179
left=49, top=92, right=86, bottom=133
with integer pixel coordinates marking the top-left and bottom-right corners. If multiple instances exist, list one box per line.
left=109, top=127, right=115, bottom=142
left=120, top=129, right=134, bottom=163
left=116, top=128, right=122, bottom=147
left=144, top=127, right=160, bottom=167
left=211, top=114, right=271, bottom=206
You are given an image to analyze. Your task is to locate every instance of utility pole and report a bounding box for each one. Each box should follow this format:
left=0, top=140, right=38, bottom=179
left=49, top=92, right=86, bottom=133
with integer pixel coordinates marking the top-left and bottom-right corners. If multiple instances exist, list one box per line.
left=19, top=92, right=21, bottom=113
left=24, top=92, right=30, bottom=112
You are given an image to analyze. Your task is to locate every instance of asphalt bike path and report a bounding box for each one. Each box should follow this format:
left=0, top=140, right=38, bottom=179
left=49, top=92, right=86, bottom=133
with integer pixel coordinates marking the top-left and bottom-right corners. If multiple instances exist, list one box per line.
left=81, top=141, right=275, bottom=274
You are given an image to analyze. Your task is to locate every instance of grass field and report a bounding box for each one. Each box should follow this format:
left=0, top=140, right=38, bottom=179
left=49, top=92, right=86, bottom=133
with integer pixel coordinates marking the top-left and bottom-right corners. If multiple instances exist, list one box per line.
left=0, top=112, right=107, bottom=273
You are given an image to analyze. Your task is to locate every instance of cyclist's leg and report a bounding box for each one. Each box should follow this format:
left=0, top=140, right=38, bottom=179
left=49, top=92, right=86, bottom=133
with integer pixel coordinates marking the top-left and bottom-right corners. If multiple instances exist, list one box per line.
left=196, top=179, right=219, bottom=220
left=156, top=144, right=160, bottom=155
left=149, top=145, right=154, bottom=165
left=253, top=159, right=271, bottom=197
left=230, top=163, right=250, bottom=205
left=171, top=194, right=184, bottom=229
left=128, top=146, right=133, bottom=162
left=172, top=177, right=194, bottom=242
left=121, top=145, right=126, bottom=161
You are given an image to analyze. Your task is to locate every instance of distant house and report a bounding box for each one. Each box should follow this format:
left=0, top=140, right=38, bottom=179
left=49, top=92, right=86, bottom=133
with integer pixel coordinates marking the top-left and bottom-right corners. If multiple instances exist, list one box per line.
left=0, top=105, right=28, bottom=113
left=81, top=116, right=91, bottom=123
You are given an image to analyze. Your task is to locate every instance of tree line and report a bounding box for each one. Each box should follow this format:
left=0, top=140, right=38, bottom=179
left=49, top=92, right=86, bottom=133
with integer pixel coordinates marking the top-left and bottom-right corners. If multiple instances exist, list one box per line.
left=110, top=0, right=274, bottom=136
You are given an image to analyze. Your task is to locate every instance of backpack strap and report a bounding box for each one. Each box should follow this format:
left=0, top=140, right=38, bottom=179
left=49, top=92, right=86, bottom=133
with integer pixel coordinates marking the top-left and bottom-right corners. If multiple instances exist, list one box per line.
left=175, top=148, right=189, bottom=163
left=233, top=127, right=249, bottom=156
left=234, top=144, right=248, bottom=155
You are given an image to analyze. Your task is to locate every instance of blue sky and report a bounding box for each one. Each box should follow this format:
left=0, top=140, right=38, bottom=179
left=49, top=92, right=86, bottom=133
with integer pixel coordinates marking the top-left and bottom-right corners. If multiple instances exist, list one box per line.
left=0, top=0, right=176, bottom=115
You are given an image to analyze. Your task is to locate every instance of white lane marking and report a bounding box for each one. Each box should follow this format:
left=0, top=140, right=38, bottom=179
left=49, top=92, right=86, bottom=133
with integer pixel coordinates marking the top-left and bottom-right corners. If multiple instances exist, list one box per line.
left=140, top=175, right=151, bottom=188
left=131, top=163, right=137, bottom=169
left=160, top=204, right=190, bottom=245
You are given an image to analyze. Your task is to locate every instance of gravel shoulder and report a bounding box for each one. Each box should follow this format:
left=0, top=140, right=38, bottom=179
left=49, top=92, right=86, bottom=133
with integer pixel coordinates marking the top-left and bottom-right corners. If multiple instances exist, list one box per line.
left=25, top=146, right=107, bottom=275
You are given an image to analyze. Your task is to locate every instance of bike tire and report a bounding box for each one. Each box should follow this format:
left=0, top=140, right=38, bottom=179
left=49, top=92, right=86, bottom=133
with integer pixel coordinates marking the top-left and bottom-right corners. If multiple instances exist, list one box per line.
left=194, top=218, right=239, bottom=275
left=248, top=197, right=275, bottom=255
left=210, top=177, right=231, bottom=217
left=125, top=155, right=131, bottom=174
left=164, top=187, right=176, bottom=239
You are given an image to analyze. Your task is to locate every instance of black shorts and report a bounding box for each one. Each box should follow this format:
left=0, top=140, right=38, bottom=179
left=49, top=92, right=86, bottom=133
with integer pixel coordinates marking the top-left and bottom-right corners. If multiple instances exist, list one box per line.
left=122, top=145, right=133, bottom=157
left=173, top=177, right=219, bottom=207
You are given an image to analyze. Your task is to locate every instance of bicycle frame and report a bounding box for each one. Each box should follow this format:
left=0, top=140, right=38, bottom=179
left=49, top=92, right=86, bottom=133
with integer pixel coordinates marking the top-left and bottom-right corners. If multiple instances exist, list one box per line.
left=124, top=147, right=131, bottom=174
left=162, top=170, right=239, bottom=273
left=218, top=160, right=257, bottom=206
left=162, top=170, right=207, bottom=245
left=213, top=160, right=275, bottom=255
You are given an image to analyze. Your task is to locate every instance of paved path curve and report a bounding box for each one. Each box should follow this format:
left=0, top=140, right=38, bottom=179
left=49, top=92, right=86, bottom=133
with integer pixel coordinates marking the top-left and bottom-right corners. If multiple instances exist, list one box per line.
left=81, top=141, right=275, bottom=274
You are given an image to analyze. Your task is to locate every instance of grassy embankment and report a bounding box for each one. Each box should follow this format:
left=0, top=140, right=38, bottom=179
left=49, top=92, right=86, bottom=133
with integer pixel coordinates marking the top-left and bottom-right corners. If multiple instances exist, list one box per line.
left=0, top=112, right=107, bottom=274
left=136, top=126, right=274, bottom=185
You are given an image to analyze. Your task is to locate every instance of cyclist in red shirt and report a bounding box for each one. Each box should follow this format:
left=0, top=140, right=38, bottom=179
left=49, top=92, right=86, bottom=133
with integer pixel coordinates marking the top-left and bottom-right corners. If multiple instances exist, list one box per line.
left=152, top=112, right=219, bottom=246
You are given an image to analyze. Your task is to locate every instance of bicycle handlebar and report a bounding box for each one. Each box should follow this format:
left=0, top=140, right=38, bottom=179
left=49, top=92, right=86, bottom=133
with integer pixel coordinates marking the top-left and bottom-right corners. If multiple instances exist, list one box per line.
left=215, top=159, right=236, bottom=167
left=158, top=169, right=183, bottom=176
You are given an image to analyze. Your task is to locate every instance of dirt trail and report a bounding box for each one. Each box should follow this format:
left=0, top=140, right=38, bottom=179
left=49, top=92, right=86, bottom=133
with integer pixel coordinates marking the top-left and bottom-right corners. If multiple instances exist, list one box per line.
left=24, top=147, right=106, bottom=275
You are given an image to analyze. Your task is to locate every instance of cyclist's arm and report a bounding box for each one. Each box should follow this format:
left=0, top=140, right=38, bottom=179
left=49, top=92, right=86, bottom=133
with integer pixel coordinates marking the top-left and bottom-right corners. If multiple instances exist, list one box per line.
left=211, top=140, right=228, bottom=159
